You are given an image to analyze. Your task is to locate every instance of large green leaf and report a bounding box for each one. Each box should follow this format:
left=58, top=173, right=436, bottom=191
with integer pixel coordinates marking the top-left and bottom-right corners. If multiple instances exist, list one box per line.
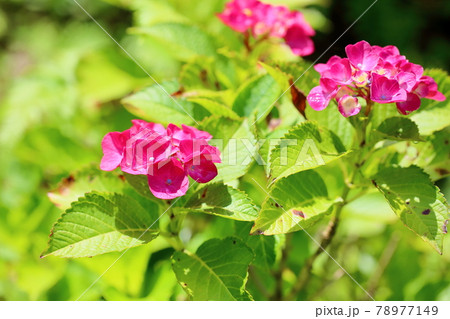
left=410, top=107, right=450, bottom=136
left=369, top=103, right=400, bottom=129
left=47, top=166, right=126, bottom=210
left=171, top=237, right=254, bottom=300
left=187, top=97, right=240, bottom=120
left=130, top=23, right=217, bottom=60
left=252, top=170, right=338, bottom=235
left=122, top=80, right=209, bottom=125
left=306, top=104, right=356, bottom=150
left=183, top=183, right=258, bottom=221
left=376, top=117, right=422, bottom=141
left=235, top=222, right=277, bottom=270
left=42, top=192, right=159, bottom=258
left=232, top=74, right=281, bottom=120
left=124, top=173, right=153, bottom=199
left=269, top=122, right=349, bottom=180
left=373, top=166, right=449, bottom=254
left=199, top=116, right=256, bottom=183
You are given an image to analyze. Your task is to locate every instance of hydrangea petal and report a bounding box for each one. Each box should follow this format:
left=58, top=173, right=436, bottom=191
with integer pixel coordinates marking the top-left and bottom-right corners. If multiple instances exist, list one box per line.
left=337, top=95, right=361, bottom=117
left=100, top=131, right=127, bottom=171
left=147, top=158, right=189, bottom=200
left=345, top=40, right=379, bottom=71
left=185, top=155, right=219, bottom=183
left=396, top=93, right=421, bottom=115
left=284, top=25, right=314, bottom=56
left=370, top=73, right=407, bottom=103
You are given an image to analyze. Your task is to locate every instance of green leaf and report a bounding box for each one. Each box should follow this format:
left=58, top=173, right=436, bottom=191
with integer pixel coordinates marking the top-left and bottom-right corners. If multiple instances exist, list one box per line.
left=124, top=173, right=154, bottom=199
left=42, top=192, right=159, bottom=258
left=187, top=97, right=240, bottom=120
left=199, top=116, right=256, bottom=183
left=246, top=235, right=276, bottom=270
left=306, top=104, right=356, bottom=150
left=252, top=170, right=338, bottom=235
left=410, top=107, right=450, bottom=136
left=232, top=74, right=281, bottom=120
left=122, top=80, right=209, bottom=125
left=269, top=122, right=349, bottom=180
left=171, top=237, right=254, bottom=300
left=369, top=103, right=400, bottom=130
left=373, top=166, right=449, bottom=254
left=179, top=55, right=241, bottom=91
left=275, top=60, right=320, bottom=95
left=179, top=56, right=220, bottom=90
left=47, top=166, right=126, bottom=211
left=259, top=62, right=290, bottom=91
left=376, top=117, right=422, bottom=141
left=183, top=183, right=258, bottom=221
left=235, top=222, right=277, bottom=270
left=130, top=23, right=216, bottom=60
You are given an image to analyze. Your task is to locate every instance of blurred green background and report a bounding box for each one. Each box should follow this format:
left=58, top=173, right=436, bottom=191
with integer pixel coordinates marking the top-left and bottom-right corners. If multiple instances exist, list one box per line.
left=0, top=0, right=449, bottom=301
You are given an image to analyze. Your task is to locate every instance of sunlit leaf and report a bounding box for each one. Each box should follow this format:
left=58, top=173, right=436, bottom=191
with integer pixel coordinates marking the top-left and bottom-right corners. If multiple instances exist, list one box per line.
left=122, top=80, right=209, bottom=125
left=184, top=183, right=258, bottom=221
left=269, top=122, right=349, bottom=180
left=130, top=23, right=217, bottom=60
left=42, top=192, right=159, bottom=258
left=199, top=116, right=257, bottom=183
left=171, top=237, right=254, bottom=300
left=232, top=74, right=281, bottom=120
left=376, top=117, right=422, bottom=141
left=373, top=166, right=449, bottom=254
left=252, top=170, right=338, bottom=235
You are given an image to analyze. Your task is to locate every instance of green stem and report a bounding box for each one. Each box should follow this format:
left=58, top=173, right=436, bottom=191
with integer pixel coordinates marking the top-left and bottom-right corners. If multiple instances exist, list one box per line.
left=285, top=190, right=348, bottom=300
left=270, top=232, right=292, bottom=300
left=161, top=208, right=186, bottom=251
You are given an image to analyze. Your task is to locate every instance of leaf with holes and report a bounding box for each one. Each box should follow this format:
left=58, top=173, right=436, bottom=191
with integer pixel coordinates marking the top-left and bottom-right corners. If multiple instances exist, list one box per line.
left=171, top=237, right=254, bottom=300
left=183, top=183, right=258, bottom=221
left=376, top=117, right=422, bottom=141
left=373, top=166, right=449, bottom=254
left=269, top=122, right=349, bottom=180
left=42, top=192, right=159, bottom=258
left=252, top=170, right=338, bottom=235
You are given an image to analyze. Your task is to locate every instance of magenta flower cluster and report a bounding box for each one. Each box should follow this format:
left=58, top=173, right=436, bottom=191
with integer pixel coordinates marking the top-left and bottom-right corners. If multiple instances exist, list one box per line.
left=307, top=41, right=446, bottom=117
left=217, top=0, right=315, bottom=56
left=100, top=120, right=221, bottom=200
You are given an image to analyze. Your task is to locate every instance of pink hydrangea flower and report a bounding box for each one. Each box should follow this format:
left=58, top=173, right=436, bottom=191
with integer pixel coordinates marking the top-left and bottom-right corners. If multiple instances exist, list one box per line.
left=100, top=120, right=221, bottom=200
left=307, top=40, right=446, bottom=117
left=217, top=0, right=315, bottom=56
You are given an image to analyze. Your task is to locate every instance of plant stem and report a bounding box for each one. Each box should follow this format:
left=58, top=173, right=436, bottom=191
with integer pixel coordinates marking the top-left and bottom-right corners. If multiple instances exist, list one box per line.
left=270, top=232, right=292, bottom=300
left=249, top=266, right=271, bottom=300
left=365, top=233, right=400, bottom=299
left=162, top=208, right=186, bottom=251
left=285, top=194, right=347, bottom=300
